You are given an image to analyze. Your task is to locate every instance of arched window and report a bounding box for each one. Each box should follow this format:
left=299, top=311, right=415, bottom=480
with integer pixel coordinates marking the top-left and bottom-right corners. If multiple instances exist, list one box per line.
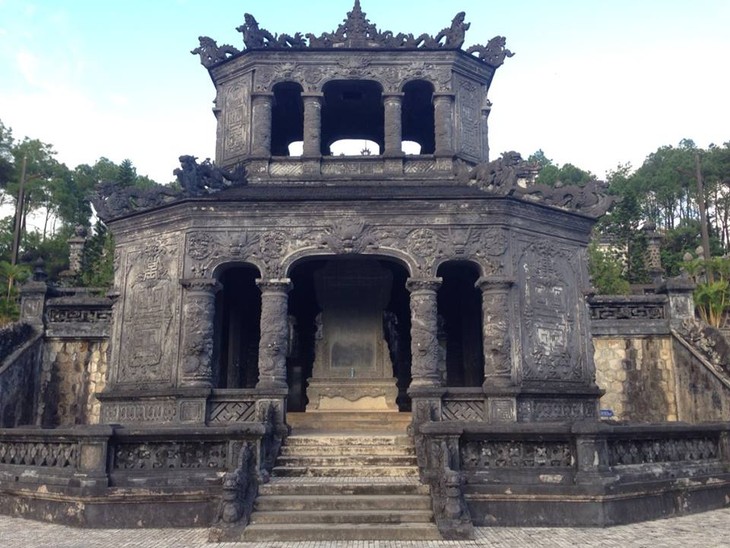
left=271, top=82, right=304, bottom=156
left=402, top=80, right=435, bottom=154
left=321, top=80, right=384, bottom=155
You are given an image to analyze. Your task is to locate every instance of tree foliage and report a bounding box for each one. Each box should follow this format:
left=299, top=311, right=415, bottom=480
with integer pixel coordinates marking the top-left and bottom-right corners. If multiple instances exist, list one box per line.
left=0, top=120, right=161, bottom=322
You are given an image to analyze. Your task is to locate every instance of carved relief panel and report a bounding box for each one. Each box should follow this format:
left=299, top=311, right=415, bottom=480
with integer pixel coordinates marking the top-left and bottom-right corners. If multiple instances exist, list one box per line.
left=454, top=72, right=486, bottom=163
left=218, top=74, right=252, bottom=163
left=517, top=238, right=588, bottom=384
left=116, top=235, right=181, bottom=385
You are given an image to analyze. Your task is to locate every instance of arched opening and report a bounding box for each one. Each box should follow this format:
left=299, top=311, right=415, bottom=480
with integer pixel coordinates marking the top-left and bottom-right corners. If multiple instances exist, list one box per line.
left=321, top=80, right=384, bottom=155
left=402, top=80, right=435, bottom=155
left=214, top=264, right=262, bottom=388
left=329, top=139, right=381, bottom=156
left=287, top=256, right=411, bottom=412
left=271, top=81, right=304, bottom=156
left=437, top=261, right=484, bottom=387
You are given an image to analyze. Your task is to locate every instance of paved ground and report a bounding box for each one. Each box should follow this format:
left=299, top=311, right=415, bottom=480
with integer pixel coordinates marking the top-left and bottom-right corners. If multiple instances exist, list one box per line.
left=2, top=508, right=730, bottom=548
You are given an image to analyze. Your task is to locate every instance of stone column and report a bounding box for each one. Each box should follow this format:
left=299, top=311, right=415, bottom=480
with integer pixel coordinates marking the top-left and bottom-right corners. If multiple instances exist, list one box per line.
left=302, top=93, right=323, bottom=157
left=407, top=278, right=443, bottom=388
left=643, top=221, right=664, bottom=285
left=383, top=93, right=404, bottom=157
left=476, top=277, right=514, bottom=388
left=19, top=261, right=49, bottom=329
left=477, top=277, right=516, bottom=423
left=180, top=278, right=222, bottom=387
left=433, top=93, right=455, bottom=157
left=256, top=279, right=292, bottom=389
left=251, top=92, right=274, bottom=157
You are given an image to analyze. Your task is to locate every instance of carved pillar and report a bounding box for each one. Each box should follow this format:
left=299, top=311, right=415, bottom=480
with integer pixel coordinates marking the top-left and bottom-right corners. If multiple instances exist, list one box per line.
left=251, top=92, right=274, bottom=157
left=477, top=277, right=517, bottom=422
left=433, top=93, right=455, bottom=157
left=180, top=278, right=222, bottom=387
left=302, top=93, right=323, bottom=157
left=407, top=278, right=443, bottom=388
left=476, top=277, right=514, bottom=387
left=256, top=279, right=292, bottom=389
left=383, top=93, right=404, bottom=157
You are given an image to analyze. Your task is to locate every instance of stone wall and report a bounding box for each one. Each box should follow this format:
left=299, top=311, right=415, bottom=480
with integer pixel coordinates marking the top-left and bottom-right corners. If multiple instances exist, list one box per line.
left=38, top=339, right=109, bottom=427
left=672, top=335, right=730, bottom=422
left=0, top=324, right=43, bottom=427
left=594, top=336, right=678, bottom=422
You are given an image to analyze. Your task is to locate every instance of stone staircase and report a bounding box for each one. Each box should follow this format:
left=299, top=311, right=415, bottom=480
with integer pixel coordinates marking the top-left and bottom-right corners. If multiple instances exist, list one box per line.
left=240, top=412, right=441, bottom=541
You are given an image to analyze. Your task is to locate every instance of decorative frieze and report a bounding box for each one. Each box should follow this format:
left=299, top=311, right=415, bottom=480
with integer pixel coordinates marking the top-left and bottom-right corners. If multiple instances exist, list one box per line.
left=113, top=441, right=227, bottom=470
left=460, top=440, right=573, bottom=468
left=208, top=401, right=256, bottom=424
left=101, top=401, right=177, bottom=424
left=442, top=400, right=484, bottom=421
left=0, top=441, right=78, bottom=468
left=608, top=437, right=719, bottom=466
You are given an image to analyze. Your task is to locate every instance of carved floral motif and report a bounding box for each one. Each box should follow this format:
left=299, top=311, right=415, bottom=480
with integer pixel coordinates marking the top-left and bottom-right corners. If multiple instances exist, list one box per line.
left=460, top=440, right=573, bottom=468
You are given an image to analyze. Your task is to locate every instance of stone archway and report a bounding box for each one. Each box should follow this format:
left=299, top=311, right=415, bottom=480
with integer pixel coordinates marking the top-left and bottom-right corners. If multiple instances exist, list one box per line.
left=287, top=255, right=412, bottom=412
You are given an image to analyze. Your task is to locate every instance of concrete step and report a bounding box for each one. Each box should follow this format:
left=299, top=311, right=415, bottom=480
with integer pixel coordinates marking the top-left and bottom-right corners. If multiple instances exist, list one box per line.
left=280, top=443, right=415, bottom=456
left=241, top=523, right=442, bottom=541
left=250, top=509, right=434, bottom=525
left=276, top=454, right=418, bottom=467
left=255, top=494, right=432, bottom=512
left=258, top=479, right=430, bottom=496
left=272, top=464, right=420, bottom=478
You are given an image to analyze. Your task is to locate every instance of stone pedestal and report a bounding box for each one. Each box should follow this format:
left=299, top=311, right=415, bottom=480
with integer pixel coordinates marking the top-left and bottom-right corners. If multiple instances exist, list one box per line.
left=306, top=259, right=398, bottom=411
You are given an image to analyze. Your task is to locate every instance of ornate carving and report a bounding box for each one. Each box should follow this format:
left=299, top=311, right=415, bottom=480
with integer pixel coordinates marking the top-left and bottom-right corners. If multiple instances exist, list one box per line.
left=222, top=4, right=497, bottom=66
left=0, top=441, right=78, bottom=468
left=222, top=81, right=250, bottom=160
left=520, top=240, right=584, bottom=382
left=465, top=36, right=514, bottom=67
left=456, top=75, right=482, bottom=160
left=256, top=280, right=291, bottom=388
left=589, top=300, right=665, bottom=321
left=460, top=440, right=572, bottom=468
left=119, top=238, right=177, bottom=383
left=181, top=279, right=222, bottom=386
left=407, top=278, right=442, bottom=384
left=608, top=437, right=719, bottom=466
left=47, top=307, right=112, bottom=323
left=517, top=399, right=597, bottom=421
left=174, top=155, right=246, bottom=196
left=218, top=442, right=257, bottom=528
left=442, top=400, right=484, bottom=421
left=478, top=278, right=514, bottom=378
left=191, top=36, right=240, bottom=68
left=113, top=441, right=227, bottom=470
left=101, top=401, right=177, bottom=423
left=459, top=152, right=617, bottom=217
left=209, top=402, right=256, bottom=424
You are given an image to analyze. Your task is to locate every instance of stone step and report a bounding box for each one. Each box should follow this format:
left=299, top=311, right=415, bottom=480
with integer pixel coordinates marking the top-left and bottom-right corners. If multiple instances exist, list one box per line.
left=272, top=464, right=420, bottom=478
left=255, top=494, right=431, bottom=512
left=250, top=509, right=434, bottom=525
left=276, top=454, right=418, bottom=467
left=283, top=434, right=412, bottom=446
left=280, top=444, right=415, bottom=456
left=287, top=411, right=411, bottom=428
left=258, top=479, right=430, bottom=496
left=241, top=523, right=442, bottom=542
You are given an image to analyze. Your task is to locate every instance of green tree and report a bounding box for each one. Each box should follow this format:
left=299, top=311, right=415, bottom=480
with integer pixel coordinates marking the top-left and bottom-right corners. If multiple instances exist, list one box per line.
left=587, top=242, right=630, bottom=295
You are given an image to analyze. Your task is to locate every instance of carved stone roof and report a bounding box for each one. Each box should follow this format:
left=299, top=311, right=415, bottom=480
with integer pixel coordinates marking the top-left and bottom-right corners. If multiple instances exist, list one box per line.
left=192, top=1, right=513, bottom=69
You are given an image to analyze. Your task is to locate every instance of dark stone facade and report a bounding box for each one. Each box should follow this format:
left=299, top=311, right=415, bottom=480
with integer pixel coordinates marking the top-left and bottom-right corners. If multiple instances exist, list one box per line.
left=0, top=2, right=728, bottom=537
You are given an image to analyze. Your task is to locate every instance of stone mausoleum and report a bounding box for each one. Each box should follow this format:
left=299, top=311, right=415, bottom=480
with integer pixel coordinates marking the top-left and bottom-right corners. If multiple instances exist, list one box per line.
left=0, top=3, right=729, bottom=541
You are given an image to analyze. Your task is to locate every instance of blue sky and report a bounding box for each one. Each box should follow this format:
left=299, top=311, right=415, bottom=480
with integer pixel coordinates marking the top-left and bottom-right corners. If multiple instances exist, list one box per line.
left=1, top=0, right=728, bottom=184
